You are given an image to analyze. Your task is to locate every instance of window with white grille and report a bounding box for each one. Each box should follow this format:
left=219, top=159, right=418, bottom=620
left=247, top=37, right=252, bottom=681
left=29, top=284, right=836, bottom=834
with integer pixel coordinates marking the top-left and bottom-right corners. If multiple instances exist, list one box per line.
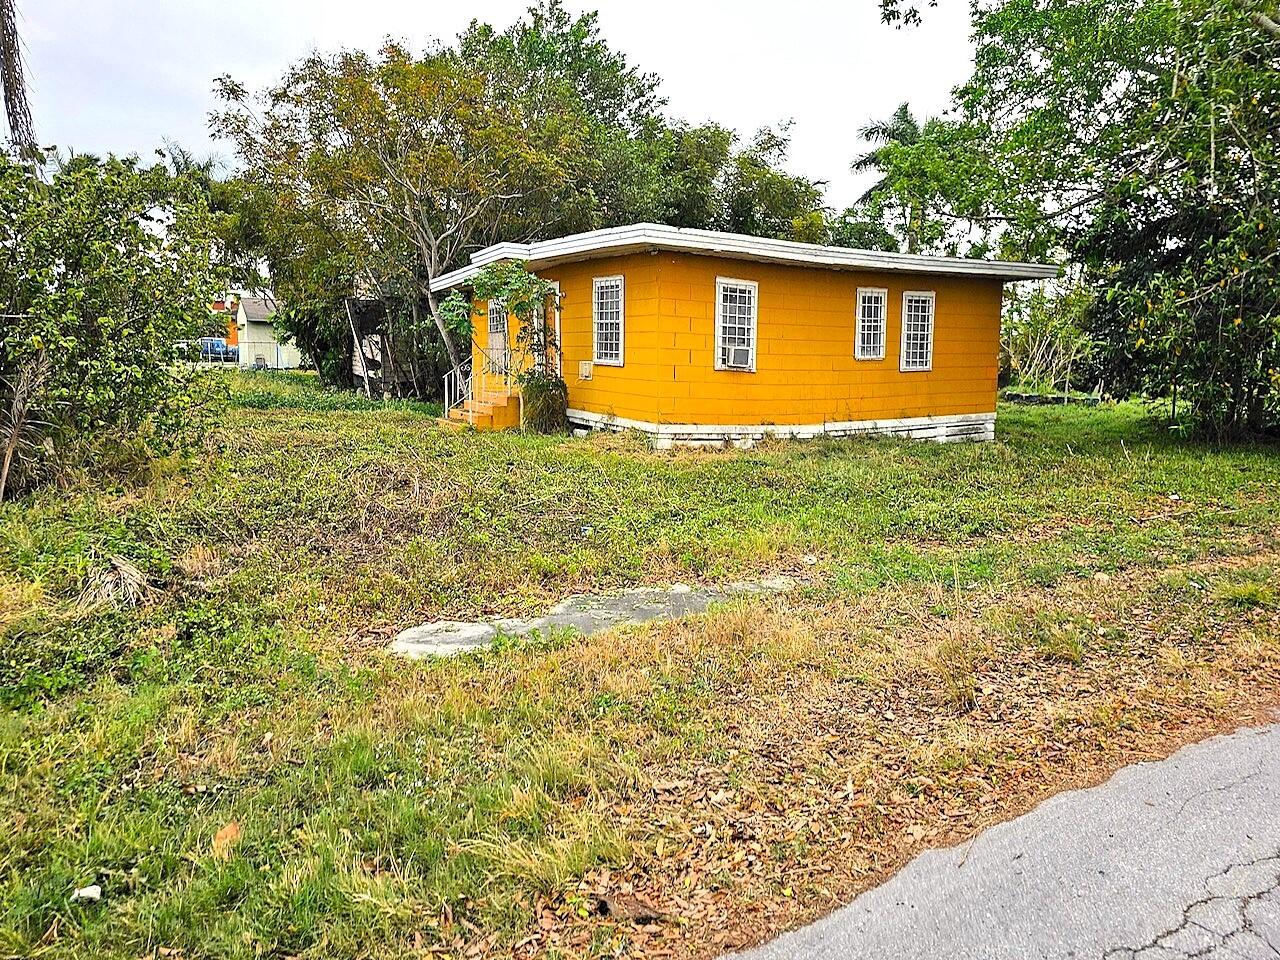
left=900, top=291, right=935, bottom=371
left=715, top=278, right=757, bottom=371
left=855, top=287, right=887, bottom=360
left=487, top=300, right=507, bottom=335
left=592, top=275, right=624, bottom=365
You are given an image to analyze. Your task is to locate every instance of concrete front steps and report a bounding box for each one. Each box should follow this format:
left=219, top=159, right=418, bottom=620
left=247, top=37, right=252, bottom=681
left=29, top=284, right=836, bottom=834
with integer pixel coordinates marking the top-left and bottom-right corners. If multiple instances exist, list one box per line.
left=441, top=390, right=520, bottom=431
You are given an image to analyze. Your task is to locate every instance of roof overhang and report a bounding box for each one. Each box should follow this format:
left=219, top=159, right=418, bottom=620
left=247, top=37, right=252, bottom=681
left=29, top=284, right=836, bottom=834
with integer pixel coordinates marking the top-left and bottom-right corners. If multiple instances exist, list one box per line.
left=430, top=223, right=1059, bottom=292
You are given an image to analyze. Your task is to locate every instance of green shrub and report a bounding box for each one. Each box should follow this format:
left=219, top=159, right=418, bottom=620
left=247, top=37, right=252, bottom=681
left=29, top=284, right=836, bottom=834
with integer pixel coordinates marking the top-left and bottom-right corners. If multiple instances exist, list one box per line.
left=0, top=152, right=222, bottom=501
left=520, top=372, right=569, bottom=434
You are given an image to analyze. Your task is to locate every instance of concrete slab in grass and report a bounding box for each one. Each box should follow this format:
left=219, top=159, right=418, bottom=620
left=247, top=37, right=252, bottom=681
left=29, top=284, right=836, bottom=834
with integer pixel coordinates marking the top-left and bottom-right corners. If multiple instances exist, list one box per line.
left=388, top=577, right=795, bottom=659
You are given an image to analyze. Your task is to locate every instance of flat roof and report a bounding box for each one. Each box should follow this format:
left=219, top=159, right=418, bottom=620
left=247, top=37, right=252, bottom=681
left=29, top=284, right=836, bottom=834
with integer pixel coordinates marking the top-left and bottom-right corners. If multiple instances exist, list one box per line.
left=430, top=223, right=1059, bottom=292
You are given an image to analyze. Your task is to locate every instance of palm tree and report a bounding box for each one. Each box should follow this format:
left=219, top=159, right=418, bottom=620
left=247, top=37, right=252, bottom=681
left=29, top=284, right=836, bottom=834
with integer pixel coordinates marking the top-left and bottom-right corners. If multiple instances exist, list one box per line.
left=851, top=102, right=921, bottom=199
left=850, top=102, right=926, bottom=252
left=0, top=0, right=34, bottom=156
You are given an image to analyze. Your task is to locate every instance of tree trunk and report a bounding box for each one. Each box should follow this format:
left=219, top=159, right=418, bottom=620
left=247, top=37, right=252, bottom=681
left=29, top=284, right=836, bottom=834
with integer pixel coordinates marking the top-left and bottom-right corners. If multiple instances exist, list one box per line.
left=0, top=348, right=43, bottom=502
left=0, top=0, right=36, bottom=159
left=426, top=285, right=464, bottom=369
left=407, top=298, right=425, bottom=398
left=1253, top=10, right=1280, bottom=39
left=346, top=298, right=373, bottom=398
left=0, top=422, right=18, bottom=502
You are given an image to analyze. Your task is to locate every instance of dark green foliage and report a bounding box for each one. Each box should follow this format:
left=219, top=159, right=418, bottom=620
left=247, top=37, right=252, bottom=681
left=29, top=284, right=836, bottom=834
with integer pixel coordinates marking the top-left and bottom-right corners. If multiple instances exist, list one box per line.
left=520, top=373, right=569, bottom=434
left=827, top=205, right=901, bottom=252
left=871, top=0, right=1280, bottom=438
left=0, top=151, right=221, bottom=499
left=961, top=0, right=1280, bottom=436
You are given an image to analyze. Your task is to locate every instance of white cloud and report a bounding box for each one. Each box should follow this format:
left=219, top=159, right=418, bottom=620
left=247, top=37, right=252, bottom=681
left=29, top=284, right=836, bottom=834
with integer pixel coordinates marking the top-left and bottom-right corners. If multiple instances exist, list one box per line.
left=21, top=0, right=973, bottom=209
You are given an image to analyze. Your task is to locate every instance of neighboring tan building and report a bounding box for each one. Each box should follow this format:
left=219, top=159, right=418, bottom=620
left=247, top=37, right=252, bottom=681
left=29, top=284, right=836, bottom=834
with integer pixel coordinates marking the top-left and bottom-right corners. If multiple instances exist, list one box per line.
left=432, top=224, right=1057, bottom=446
left=236, top=297, right=303, bottom=370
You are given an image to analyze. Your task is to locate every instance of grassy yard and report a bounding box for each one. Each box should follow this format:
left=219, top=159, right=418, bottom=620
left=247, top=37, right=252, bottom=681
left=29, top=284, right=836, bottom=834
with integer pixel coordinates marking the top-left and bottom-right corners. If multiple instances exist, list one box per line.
left=2, top=371, right=1279, bottom=959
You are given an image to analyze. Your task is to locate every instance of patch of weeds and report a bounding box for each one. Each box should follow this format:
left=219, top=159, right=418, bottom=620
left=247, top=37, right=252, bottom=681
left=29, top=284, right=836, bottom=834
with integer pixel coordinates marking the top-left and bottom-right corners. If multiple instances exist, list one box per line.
left=223, top=369, right=442, bottom=415
left=0, top=610, right=132, bottom=707
left=1032, top=614, right=1089, bottom=664
left=488, top=625, right=580, bottom=656
left=589, top=691, right=634, bottom=719
left=1216, top=580, right=1277, bottom=610
left=526, top=552, right=575, bottom=580
left=640, top=670, right=720, bottom=741
left=992, top=607, right=1091, bottom=664
left=909, top=724, right=994, bottom=778
left=929, top=636, right=978, bottom=713
left=516, top=736, right=618, bottom=800
left=459, top=817, right=627, bottom=898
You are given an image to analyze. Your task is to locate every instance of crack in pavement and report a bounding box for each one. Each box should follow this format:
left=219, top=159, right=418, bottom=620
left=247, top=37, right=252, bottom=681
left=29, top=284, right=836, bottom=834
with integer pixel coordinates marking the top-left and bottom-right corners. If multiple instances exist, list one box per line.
left=1102, top=852, right=1280, bottom=959
left=1173, top=758, right=1267, bottom=819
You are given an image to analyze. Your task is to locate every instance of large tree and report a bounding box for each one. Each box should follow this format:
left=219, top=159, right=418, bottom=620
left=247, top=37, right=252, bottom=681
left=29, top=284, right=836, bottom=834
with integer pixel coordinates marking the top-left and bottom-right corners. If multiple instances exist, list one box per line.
left=872, top=0, right=1280, bottom=436
left=213, top=2, right=830, bottom=387
left=215, top=47, right=568, bottom=369
left=959, top=0, right=1280, bottom=435
left=454, top=0, right=669, bottom=237
left=845, top=104, right=998, bottom=255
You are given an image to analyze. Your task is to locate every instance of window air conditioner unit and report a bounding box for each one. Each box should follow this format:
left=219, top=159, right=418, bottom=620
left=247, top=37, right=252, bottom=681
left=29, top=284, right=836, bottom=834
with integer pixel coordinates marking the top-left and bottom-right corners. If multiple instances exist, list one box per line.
left=727, top=346, right=752, bottom=369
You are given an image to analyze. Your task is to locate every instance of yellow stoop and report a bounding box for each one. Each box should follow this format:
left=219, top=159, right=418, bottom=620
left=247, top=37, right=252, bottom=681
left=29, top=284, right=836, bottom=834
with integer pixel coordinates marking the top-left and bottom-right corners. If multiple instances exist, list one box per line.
left=440, top=389, right=520, bottom=431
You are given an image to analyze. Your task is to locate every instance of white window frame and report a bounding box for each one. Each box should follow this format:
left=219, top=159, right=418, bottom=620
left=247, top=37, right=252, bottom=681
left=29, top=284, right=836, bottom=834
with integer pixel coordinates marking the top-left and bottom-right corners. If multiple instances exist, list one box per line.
left=714, top=277, right=758, bottom=372
left=899, top=290, right=936, bottom=372
left=855, top=286, right=888, bottom=361
left=592, top=275, right=624, bottom=366
left=487, top=299, right=508, bottom=370
left=487, top=299, right=507, bottom=335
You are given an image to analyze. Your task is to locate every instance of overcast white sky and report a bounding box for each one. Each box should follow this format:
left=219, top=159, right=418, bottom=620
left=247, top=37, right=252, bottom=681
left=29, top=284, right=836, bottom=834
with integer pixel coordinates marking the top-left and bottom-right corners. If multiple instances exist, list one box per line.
left=21, top=0, right=974, bottom=210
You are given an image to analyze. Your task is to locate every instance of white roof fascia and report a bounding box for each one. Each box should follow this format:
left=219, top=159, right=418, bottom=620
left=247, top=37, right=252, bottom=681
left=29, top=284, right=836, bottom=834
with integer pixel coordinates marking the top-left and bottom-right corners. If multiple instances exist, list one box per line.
left=429, top=223, right=1059, bottom=292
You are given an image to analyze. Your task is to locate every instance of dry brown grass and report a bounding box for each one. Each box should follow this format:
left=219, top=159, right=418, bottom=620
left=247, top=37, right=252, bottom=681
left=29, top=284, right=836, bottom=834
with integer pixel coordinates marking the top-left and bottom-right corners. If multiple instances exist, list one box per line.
left=75, top=555, right=151, bottom=610
left=173, top=543, right=223, bottom=580
left=488, top=550, right=1280, bottom=958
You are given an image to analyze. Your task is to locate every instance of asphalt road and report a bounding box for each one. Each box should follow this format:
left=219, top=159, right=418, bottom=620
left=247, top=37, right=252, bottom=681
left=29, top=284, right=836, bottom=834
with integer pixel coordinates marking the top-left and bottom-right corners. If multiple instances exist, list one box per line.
left=734, top=722, right=1280, bottom=960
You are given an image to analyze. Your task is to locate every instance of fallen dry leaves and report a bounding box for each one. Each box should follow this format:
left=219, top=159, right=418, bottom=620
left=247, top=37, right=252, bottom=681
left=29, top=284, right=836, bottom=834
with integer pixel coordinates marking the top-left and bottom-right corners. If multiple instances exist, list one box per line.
left=419, top=548, right=1280, bottom=960
left=210, top=821, right=241, bottom=860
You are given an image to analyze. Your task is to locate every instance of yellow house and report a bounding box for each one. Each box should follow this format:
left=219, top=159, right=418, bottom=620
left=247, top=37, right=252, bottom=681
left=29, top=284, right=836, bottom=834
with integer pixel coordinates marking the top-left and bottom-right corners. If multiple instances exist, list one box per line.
left=433, top=224, right=1057, bottom=446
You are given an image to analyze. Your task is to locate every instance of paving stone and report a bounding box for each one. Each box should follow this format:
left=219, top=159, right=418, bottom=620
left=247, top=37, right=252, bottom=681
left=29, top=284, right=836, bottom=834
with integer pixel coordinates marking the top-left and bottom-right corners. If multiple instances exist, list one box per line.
left=386, top=620, right=497, bottom=657
left=387, top=577, right=795, bottom=659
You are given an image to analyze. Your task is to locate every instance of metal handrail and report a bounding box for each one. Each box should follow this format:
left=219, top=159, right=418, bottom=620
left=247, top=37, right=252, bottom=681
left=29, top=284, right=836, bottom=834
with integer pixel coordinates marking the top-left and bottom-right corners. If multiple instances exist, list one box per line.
left=442, top=343, right=524, bottom=426
left=476, top=343, right=514, bottom=378
left=443, top=360, right=473, bottom=419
